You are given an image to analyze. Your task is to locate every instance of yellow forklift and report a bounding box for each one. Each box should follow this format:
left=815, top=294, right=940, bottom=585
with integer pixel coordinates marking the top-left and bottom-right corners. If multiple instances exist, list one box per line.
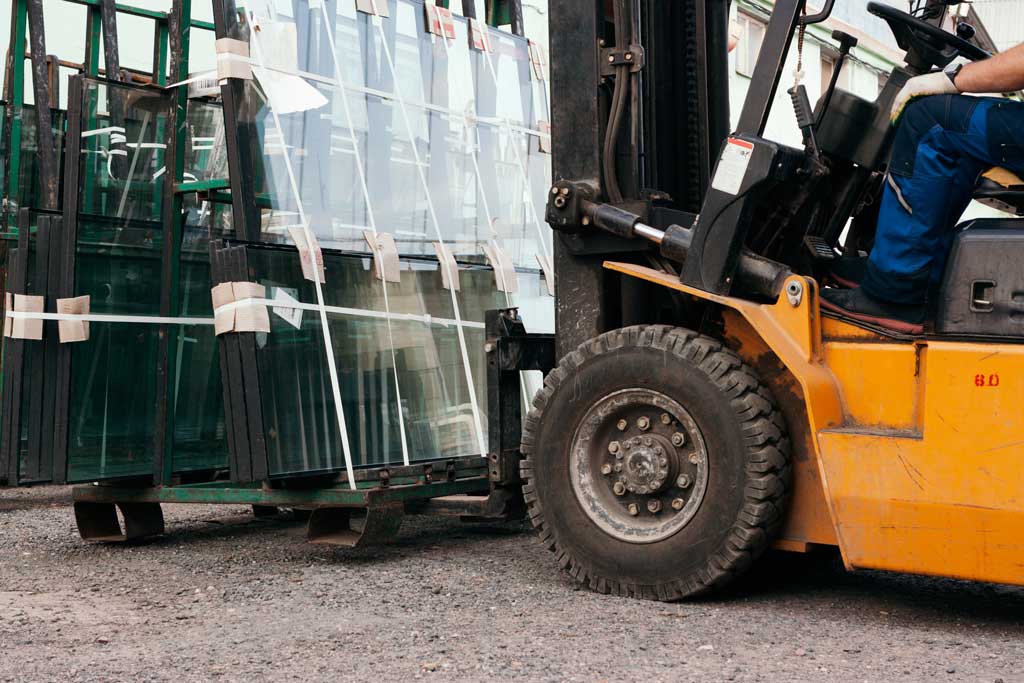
left=521, top=0, right=1024, bottom=600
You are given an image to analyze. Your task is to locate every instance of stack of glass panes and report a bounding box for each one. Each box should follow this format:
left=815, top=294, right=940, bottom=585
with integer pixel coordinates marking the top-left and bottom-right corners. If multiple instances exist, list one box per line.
left=0, top=0, right=553, bottom=488
left=207, top=0, right=553, bottom=483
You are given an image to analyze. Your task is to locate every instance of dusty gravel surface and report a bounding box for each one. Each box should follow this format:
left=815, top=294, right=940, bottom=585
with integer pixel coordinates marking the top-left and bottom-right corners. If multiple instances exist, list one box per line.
left=1, top=486, right=1022, bottom=682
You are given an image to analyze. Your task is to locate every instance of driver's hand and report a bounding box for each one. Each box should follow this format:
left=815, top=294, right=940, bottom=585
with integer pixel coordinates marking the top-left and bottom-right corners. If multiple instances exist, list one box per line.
left=891, top=71, right=960, bottom=124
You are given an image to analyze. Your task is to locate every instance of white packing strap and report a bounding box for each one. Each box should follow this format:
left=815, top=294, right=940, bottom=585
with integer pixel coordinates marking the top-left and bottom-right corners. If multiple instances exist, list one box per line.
left=162, top=54, right=550, bottom=139
left=81, top=126, right=125, bottom=139
left=5, top=309, right=214, bottom=326
left=3, top=299, right=482, bottom=331
left=316, top=3, right=412, bottom=468
left=248, top=23, right=358, bottom=488
left=372, top=13, right=488, bottom=460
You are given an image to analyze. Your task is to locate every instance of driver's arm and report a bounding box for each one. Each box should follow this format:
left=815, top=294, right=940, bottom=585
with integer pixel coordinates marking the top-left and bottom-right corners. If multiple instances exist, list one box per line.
left=955, top=42, right=1024, bottom=93
left=892, top=43, right=1024, bottom=122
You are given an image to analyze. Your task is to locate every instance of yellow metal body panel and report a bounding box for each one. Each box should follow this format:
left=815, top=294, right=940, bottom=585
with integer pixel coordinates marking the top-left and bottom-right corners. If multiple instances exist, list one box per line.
left=606, top=261, right=1024, bottom=586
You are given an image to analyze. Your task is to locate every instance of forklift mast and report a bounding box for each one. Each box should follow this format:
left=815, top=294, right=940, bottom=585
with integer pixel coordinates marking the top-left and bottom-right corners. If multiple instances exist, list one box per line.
left=549, top=0, right=837, bottom=356
left=549, top=0, right=730, bottom=356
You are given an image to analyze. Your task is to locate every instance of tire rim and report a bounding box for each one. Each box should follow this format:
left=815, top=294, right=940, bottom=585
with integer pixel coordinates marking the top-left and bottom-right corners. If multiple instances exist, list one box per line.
left=569, top=388, right=710, bottom=544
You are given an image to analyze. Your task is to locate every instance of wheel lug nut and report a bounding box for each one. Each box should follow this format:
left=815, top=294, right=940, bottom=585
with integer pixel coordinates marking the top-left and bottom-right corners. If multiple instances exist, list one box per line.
left=608, top=441, right=620, bottom=454
left=677, top=474, right=691, bottom=488
left=647, top=499, right=662, bottom=513
left=614, top=463, right=622, bottom=472
left=613, top=482, right=626, bottom=496
left=627, top=503, right=639, bottom=516
left=600, top=463, right=613, bottom=475
left=671, top=498, right=685, bottom=510
left=689, top=453, right=700, bottom=464
left=637, top=416, right=650, bottom=431
left=616, top=419, right=628, bottom=431
left=672, top=432, right=685, bottom=447
left=660, top=413, right=672, bottom=425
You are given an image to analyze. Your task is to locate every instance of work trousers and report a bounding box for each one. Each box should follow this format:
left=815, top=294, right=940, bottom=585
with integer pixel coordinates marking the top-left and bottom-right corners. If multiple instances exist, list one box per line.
left=863, top=94, right=1024, bottom=305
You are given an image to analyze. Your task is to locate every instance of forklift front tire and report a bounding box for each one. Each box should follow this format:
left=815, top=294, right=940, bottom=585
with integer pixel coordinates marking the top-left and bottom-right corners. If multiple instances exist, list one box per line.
left=521, top=325, right=791, bottom=601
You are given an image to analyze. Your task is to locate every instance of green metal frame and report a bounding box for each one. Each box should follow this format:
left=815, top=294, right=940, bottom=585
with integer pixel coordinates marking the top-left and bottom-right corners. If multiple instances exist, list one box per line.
left=2, top=0, right=216, bottom=231
left=72, top=475, right=490, bottom=507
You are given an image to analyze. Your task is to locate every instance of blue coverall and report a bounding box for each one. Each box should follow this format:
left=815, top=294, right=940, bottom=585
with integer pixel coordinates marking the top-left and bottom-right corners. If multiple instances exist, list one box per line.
left=862, top=95, right=1024, bottom=305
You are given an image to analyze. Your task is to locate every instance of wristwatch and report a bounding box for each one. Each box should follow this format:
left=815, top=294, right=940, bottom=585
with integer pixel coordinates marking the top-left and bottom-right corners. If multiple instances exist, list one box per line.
left=945, top=63, right=964, bottom=90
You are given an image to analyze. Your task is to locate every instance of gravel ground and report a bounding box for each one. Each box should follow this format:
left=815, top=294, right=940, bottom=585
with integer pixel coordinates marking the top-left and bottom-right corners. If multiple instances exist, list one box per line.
left=1, top=486, right=1021, bottom=682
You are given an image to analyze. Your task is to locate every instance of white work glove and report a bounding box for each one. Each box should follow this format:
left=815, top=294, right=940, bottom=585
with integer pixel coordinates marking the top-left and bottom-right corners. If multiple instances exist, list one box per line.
left=891, top=70, right=960, bottom=123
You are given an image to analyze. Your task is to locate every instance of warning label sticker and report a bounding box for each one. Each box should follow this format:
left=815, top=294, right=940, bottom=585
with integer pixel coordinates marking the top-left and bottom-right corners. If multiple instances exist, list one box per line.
left=711, top=137, right=754, bottom=196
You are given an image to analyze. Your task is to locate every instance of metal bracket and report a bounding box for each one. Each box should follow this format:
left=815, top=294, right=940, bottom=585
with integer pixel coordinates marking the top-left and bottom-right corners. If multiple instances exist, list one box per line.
left=486, top=308, right=556, bottom=486
left=306, top=502, right=404, bottom=548
left=73, top=501, right=165, bottom=542
left=600, top=44, right=645, bottom=75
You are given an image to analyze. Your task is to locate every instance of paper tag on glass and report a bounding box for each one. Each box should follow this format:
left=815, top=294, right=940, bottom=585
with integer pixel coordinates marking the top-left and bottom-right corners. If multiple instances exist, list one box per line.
left=271, top=287, right=304, bottom=329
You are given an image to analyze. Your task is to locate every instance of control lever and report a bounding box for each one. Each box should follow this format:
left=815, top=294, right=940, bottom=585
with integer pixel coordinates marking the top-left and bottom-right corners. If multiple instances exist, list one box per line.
left=789, top=84, right=828, bottom=177
left=789, top=84, right=821, bottom=156
left=817, top=30, right=858, bottom=125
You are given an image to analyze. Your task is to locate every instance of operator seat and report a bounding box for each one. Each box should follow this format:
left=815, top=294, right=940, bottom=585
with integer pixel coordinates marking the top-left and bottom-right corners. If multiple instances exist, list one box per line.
left=973, top=167, right=1024, bottom=216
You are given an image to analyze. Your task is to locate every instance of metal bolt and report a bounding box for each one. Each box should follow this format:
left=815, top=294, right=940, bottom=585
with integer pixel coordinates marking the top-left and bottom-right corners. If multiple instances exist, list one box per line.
left=559, top=187, right=570, bottom=197
left=660, top=413, right=672, bottom=425
left=553, top=195, right=567, bottom=209
left=608, top=55, right=615, bottom=63
left=581, top=216, right=591, bottom=226
left=647, top=499, right=661, bottom=513
left=613, top=482, right=627, bottom=496
left=689, top=453, right=700, bottom=465
left=614, top=463, right=622, bottom=472
left=632, top=437, right=641, bottom=446
left=637, top=486, right=648, bottom=495
left=484, top=342, right=495, bottom=353
left=625, top=52, right=633, bottom=61
left=654, top=447, right=664, bottom=455
left=677, top=474, right=691, bottom=488
left=627, top=503, right=639, bottom=516
left=623, top=442, right=631, bottom=450
left=616, top=419, right=628, bottom=431
left=600, top=463, right=613, bottom=475
left=643, top=437, right=653, bottom=447
left=671, top=498, right=685, bottom=511
left=637, top=416, right=650, bottom=431
left=608, top=441, right=620, bottom=454
left=671, top=432, right=685, bottom=447
left=659, top=457, right=667, bottom=467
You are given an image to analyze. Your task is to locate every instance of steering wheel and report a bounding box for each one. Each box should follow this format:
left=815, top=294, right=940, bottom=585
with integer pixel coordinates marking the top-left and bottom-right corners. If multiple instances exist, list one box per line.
left=868, top=2, right=989, bottom=70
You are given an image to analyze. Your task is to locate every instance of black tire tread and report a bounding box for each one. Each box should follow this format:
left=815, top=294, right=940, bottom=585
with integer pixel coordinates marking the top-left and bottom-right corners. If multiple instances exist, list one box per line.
left=520, top=325, right=792, bottom=601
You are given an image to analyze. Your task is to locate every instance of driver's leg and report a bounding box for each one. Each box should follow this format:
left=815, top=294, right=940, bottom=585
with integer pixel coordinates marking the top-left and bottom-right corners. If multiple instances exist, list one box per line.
left=821, top=95, right=1001, bottom=333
